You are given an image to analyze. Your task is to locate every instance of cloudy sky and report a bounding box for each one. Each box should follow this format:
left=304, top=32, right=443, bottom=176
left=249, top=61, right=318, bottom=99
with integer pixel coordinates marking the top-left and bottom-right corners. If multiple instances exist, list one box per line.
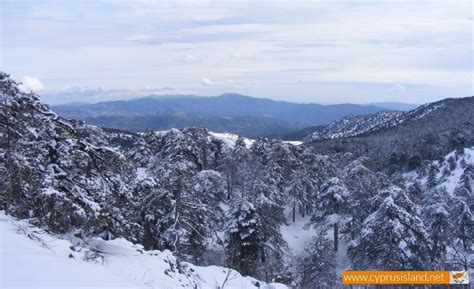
left=1, top=0, right=472, bottom=104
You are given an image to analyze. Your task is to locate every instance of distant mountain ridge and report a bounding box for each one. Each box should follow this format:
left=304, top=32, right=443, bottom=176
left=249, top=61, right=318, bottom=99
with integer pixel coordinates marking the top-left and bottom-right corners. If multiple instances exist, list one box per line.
left=53, top=93, right=387, bottom=125
left=52, top=93, right=390, bottom=137
left=367, top=102, right=419, bottom=111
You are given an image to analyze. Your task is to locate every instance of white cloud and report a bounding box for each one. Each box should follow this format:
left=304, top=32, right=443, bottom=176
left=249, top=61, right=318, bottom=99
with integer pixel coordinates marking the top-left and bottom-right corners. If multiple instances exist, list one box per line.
left=392, top=84, right=407, bottom=93
left=20, top=76, right=45, bottom=92
left=179, top=23, right=272, bottom=36
left=200, top=77, right=218, bottom=86
left=126, top=34, right=154, bottom=41
left=183, top=54, right=199, bottom=63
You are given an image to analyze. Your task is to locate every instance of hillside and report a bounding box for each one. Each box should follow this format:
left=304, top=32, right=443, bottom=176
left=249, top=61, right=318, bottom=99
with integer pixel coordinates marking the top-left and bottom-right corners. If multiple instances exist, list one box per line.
left=305, top=99, right=456, bottom=141
left=310, top=97, right=474, bottom=171
left=404, top=147, right=474, bottom=197
left=306, top=110, right=404, bottom=141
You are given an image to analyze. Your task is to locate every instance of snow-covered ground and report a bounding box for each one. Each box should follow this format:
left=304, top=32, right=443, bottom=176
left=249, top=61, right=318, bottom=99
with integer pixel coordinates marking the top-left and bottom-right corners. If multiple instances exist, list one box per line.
left=280, top=212, right=313, bottom=257
left=209, top=132, right=302, bottom=147
left=209, top=132, right=255, bottom=147
left=282, top=140, right=303, bottom=146
left=280, top=211, right=351, bottom=277
left=136, top=167, right=148, bottom=181
left=0, top=212, right=287, bottom=289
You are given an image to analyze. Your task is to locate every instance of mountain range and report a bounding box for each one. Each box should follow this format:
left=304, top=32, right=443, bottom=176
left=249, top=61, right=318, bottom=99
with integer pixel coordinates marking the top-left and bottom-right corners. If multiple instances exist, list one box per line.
left=52, top=93, right=391, bottom=137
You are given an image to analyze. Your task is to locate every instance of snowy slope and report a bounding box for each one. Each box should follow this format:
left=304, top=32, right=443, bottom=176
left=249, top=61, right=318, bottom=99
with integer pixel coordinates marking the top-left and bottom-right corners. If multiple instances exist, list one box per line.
left=0, top=214, right=140, bottom=289
left=0, top=212, right=287, bottom=289
left=404, top=147, right=474, bottom=196
left=307, top=98, right=450, bottom=142
left=307, top=110, right=403, bottom=141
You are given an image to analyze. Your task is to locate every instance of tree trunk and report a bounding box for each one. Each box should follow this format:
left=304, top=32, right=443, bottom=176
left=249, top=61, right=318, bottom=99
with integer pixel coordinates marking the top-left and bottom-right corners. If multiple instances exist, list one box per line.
left=174, top=180, right=182, bottom=255
left=201, top=143, right=208, bottom=170
left=226, top=171, right=232, bottom=200
left=334, top=222, right=339, bottom=252
left=292, top=201, right=296, bottom=223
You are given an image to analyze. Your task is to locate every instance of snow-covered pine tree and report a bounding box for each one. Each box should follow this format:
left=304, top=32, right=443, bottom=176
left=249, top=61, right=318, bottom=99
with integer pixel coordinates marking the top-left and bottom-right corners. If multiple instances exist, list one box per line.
left=128, top=131, right=157, bottom=167
left=247, top=139, right=288, bottom=281
left=271, top=141, right=311, bottom=222
left=298, top=148, right=340, bottom=217
left=407, top=180, right=424, bottom=204
left=133, top=175, right=174, bottom=250
left=347, top=186, right=432, bottom=270
left=0, top=72, right=54, bottom=217
left=57, top=120, right=136, bottom=239
left=421, top=187, right=453, bottom=266
left=0, top=72, right=137, bottom=238
left=210, top=137, right=226, bottom=170
left=448, top=157, right=473, bottom=270
left=450, top=161, right=474, bottom=252
left=225, top=200, right=264, bottom=277
left=295, top=229, right=337, bottom=289
left=311, top=177, right=349, bottom=252
left=426, top=164, right=439, bottom=188
left=451, top=197, right=474, bottom=251
left=456, top=163, right=473, bottom=211
left=343, top=158, right=388, bottom=239
left=146, top=131, right=196, bottom=255
left=270, top=140, right=300, bottom=180
left=184, top=127, right=215, bottom=171
left=229, top=136, right=251, bottom=199
left=286, top=165, right=312, bottom=223
left=144, top=129, right=227, bottom=262
left=185, top=170, right=225, bottom=264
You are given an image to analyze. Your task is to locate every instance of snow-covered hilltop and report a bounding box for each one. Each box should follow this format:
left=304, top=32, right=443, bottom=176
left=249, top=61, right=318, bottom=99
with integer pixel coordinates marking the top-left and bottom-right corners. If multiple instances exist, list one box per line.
left=307, top=110, right=404, bottom=141
left=307, top=98, right=452, bottom=141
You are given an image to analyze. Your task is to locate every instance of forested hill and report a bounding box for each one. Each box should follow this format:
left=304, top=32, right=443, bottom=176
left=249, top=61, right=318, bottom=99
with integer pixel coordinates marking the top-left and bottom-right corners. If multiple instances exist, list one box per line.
left=310, top=96, right=474, bottom=172
left=1, top=72, right=473, bottom=288
left=305, top=110, right=404, bottom=141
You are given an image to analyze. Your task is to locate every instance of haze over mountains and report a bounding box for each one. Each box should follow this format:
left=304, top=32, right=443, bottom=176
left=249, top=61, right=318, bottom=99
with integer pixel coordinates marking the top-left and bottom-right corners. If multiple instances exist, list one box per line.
left=52, top=93, right=403, bottom=137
